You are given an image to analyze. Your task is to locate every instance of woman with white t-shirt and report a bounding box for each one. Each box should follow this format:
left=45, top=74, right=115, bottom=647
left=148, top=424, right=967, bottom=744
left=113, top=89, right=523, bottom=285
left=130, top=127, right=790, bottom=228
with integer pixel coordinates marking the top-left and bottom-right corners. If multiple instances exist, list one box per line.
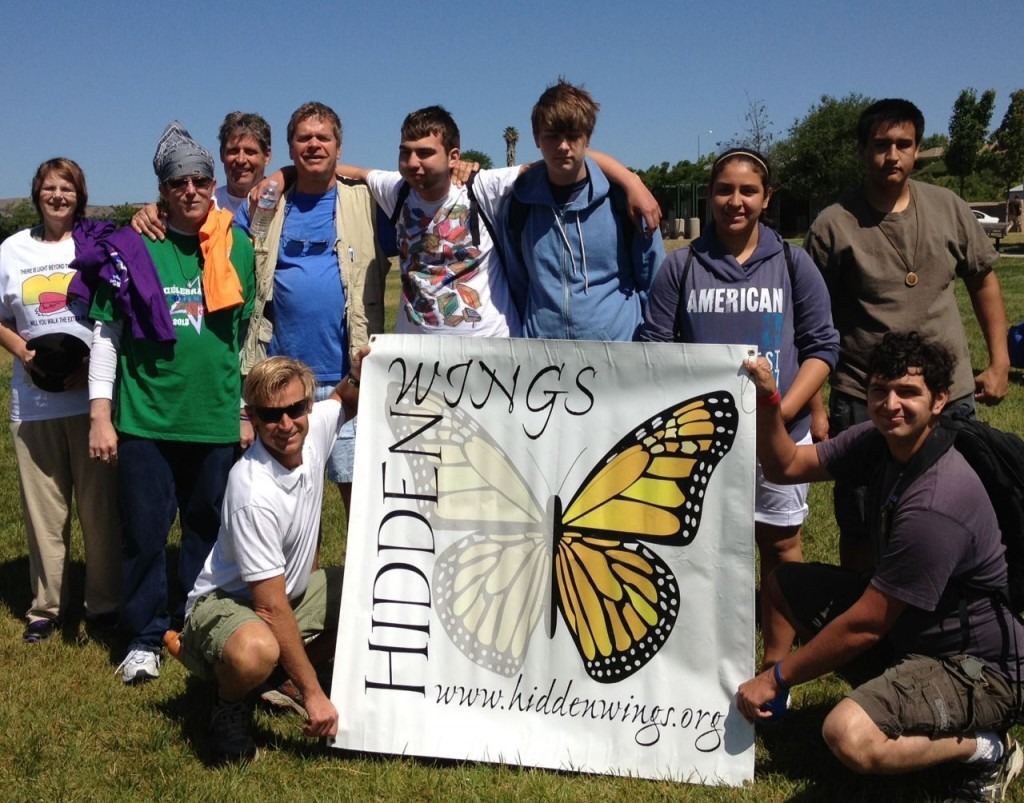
left=0, top=158, right=120, bottom=643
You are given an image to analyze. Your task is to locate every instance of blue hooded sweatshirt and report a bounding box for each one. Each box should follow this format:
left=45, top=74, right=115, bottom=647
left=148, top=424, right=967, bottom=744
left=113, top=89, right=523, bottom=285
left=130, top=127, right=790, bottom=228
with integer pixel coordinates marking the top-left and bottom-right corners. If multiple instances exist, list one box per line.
left=641, top=222, right=838, bottom=440
left=501, top=157, right=664, bottom=341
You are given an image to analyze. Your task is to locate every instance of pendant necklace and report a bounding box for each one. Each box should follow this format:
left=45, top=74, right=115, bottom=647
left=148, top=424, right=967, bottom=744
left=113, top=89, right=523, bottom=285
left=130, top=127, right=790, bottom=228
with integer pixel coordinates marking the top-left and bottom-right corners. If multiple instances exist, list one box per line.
left=878, top=189, right=921, bottom=288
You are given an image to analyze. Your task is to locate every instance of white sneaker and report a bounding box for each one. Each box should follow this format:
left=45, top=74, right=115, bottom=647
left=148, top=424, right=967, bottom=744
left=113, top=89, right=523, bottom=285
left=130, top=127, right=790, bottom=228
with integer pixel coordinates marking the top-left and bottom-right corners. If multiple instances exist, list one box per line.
left=115, top=649, right=161, bottom=684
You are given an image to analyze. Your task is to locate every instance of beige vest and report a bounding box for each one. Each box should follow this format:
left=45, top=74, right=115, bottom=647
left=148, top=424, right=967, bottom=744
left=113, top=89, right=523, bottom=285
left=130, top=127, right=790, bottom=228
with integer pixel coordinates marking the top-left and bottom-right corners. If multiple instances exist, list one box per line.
left=241, top=178, right=389, bottom=375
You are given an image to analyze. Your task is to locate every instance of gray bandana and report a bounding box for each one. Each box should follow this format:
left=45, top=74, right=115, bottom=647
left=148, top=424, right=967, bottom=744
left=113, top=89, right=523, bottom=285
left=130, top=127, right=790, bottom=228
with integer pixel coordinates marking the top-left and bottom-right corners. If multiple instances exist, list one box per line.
left=152, top=121, right=215, bottom=184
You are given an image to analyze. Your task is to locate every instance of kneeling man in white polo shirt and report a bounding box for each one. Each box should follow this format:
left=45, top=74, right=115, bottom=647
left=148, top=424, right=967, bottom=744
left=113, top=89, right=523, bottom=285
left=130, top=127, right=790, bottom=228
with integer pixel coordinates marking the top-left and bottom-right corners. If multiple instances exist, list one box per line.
left=180, top=352, right=363, bottom=764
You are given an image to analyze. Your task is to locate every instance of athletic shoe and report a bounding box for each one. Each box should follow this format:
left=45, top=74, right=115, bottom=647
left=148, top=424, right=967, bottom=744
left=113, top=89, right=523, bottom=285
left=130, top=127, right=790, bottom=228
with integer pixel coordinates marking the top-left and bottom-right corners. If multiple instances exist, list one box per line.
left=22, top=618, right=60, bottom=644
left=258, top=679, right=306, bottom=718
left=947, top=735, right=1024, bottom=801
left=210, top=697, right=257, bottom=765
left=115, top=649, right=161, bottom=685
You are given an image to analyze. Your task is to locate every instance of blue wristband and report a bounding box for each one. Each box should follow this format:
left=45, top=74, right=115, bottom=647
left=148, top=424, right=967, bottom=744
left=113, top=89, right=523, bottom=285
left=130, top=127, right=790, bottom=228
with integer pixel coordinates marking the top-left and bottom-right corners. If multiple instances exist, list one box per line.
left=773, top=661, right=789, bottom=691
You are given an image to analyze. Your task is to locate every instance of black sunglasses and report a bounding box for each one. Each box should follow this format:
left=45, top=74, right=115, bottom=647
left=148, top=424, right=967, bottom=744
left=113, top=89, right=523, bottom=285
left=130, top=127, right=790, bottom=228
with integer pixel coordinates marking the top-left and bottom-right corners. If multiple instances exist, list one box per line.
left=252, top=399, right=310, bottom=423
left=166, top=175, right=214, bottom=191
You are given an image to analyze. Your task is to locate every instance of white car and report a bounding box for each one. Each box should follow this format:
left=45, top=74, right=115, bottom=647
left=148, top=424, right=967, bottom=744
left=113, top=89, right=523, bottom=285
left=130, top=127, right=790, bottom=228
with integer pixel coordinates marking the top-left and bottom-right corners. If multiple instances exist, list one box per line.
left=972, top=209, right=1005, bottom=235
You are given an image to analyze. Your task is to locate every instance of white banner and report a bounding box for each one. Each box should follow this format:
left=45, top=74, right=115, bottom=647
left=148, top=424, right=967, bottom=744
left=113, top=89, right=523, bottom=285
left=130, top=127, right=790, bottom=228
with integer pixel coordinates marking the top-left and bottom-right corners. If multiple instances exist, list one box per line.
left=331, top=334, right=756, bottom=786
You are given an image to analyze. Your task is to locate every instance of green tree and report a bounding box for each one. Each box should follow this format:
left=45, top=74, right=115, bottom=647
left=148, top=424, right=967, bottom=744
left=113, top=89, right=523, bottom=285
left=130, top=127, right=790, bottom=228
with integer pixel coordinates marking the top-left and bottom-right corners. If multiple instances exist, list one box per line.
left=460, top=149, right=494, bottom=170
left=946, top=88, right=996, bottom=198
left=919, top=133, right=949, bottom=151
left=773, top=93, right=873, bottom=212
left=993, top=88, right=1024, bottom=191
left=503, top=126, right=519, bottom=167
left=633, top=159, right=709, bottom=219
left=0, top=199, right=41, bottom=243
left=110, top=203, right=141, bottom=228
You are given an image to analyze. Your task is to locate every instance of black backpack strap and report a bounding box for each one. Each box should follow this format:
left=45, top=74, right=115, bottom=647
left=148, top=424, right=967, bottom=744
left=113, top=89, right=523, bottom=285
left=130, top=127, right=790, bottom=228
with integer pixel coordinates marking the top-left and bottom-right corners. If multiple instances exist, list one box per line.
left=388, top=181, right=411, bottom=228
left=608, top=182, right=635, bottom=253
left=465, top=170, right=506, bottom=268
left=872, top=427, right=956, bottom=547
left=672, top=248, right=695, bottom=342
left=507, top=193, right=529, bottom=267
left=782, top=240, right=796, bottom=289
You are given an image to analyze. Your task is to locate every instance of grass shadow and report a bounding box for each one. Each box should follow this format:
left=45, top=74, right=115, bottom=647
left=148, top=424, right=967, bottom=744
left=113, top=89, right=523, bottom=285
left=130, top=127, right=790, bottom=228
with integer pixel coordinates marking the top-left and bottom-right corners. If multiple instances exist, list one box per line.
left=0, top=555, right=30, bottom=621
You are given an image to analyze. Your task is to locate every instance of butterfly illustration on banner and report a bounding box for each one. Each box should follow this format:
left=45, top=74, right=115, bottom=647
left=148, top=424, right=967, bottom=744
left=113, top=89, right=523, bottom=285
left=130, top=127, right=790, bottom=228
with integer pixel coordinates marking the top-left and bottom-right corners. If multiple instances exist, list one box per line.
left=386, top=383, right=737, bottom=684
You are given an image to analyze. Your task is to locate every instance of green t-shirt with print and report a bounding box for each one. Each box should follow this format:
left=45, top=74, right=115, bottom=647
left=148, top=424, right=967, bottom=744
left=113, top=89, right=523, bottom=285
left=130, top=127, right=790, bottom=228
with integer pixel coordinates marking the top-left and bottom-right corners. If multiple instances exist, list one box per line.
left=90, top=228, right=255, bottom=443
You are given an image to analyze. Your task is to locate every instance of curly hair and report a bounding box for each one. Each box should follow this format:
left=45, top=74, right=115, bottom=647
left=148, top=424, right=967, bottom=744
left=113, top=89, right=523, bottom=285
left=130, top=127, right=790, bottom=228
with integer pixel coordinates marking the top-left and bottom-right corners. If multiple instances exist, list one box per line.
left=866, top=331, right=954, bottom=396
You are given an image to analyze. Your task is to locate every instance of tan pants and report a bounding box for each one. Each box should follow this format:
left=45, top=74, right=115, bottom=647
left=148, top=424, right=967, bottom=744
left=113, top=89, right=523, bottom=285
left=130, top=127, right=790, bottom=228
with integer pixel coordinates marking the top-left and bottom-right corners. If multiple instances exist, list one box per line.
left=12, top=415, right=120, bottom=621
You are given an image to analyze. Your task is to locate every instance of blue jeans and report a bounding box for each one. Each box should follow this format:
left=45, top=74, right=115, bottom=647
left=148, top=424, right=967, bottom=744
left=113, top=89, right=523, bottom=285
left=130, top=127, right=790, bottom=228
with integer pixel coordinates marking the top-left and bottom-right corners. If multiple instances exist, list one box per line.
left=118, top=437, right=236, bottom=651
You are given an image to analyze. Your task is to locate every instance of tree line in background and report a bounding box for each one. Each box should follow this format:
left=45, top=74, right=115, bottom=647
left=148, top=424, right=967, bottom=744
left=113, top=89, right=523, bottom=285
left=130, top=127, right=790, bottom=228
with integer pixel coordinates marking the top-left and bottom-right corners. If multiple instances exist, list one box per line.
left=0, top=201, right=138, bottom=243
left=4, top=90, right=1023, bottom=243
left=633, top=88, right=1024, bottom=224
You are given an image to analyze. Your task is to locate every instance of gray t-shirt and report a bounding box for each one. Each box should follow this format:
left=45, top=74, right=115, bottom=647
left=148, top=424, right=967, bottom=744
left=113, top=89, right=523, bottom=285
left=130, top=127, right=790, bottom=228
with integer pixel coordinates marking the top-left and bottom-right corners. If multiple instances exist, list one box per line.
left=818, top=421, right=1023, bottom=678
left=806, top=180, right=998, bottom=401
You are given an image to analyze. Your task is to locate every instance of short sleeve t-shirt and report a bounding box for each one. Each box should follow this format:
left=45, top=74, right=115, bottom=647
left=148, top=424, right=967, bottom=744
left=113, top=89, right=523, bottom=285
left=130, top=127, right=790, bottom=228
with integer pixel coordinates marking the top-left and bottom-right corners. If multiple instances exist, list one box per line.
left=89, top=228, right=255, bottom=443
left=0, top=229, right=93, bottom=421
left=817, top=422, right=1024, bottom=677
left=186, top=398, right=346, bottom=613
left=367, top=168, right=520, bottom=337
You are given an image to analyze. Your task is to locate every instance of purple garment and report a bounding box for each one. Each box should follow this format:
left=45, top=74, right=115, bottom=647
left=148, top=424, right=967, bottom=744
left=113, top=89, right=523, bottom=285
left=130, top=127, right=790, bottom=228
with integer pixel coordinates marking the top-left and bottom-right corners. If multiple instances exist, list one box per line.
left=69, top=220, right=176, bottom=343
left=640, top=222, right=838, bottom=441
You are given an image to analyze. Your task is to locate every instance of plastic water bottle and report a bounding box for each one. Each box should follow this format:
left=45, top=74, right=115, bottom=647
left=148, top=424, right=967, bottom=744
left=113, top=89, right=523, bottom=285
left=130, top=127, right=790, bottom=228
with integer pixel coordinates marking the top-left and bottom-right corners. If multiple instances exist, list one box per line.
left=249, top=180, right=280, bottom=239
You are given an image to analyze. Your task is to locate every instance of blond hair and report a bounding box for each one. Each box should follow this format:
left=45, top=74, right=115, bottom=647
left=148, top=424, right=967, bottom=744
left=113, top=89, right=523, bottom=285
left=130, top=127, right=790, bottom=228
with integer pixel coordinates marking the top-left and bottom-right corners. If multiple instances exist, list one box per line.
left=244, top=356, right=315, bottom=407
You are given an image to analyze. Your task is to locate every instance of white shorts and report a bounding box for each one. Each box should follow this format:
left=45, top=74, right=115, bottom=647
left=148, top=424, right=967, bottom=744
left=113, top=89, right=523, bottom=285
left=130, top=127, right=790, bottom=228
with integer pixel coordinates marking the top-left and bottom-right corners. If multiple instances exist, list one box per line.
left=754, top=431, right=811, bottom=527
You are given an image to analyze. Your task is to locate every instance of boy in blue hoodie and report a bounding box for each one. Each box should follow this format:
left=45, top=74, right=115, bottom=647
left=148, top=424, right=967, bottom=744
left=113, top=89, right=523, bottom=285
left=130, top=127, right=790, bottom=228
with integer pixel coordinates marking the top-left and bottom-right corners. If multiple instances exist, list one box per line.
left=501, top=79, right=664, bottom=341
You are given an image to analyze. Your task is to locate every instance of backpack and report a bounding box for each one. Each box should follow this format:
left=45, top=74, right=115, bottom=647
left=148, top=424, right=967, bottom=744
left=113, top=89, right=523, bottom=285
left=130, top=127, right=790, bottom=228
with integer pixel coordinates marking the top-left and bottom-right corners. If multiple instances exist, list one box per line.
left=672, top=240, right=796, bottom=342
left=873, top=412, right=1024, bottom=613
left=388, top=170, right=505, bottom=270
left=1007, top=322, right=1024, bottom=369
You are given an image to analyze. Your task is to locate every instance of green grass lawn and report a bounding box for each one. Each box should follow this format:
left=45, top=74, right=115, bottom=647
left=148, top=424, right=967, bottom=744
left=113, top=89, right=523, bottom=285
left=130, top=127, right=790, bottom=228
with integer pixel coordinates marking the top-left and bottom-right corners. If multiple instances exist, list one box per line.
left=2, top=253, right=1024, bottom=801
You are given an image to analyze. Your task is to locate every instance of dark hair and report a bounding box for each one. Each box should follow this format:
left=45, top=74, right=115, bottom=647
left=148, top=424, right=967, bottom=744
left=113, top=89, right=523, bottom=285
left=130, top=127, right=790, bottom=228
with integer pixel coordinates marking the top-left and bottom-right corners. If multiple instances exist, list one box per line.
left=401, top=105, right=460, bottom=153
left=710, top=148, right=771, bottom=188
left=218, top=112, right=271, bottom=157
left=531, top=78, right=599, bottom=138
left=31, top=157, right=88, bottom=220
left=857, top=99, right=924, bottom=147
left=287, top=101, right=342, bottom=146
left=867, top=331, right=954, bottom=396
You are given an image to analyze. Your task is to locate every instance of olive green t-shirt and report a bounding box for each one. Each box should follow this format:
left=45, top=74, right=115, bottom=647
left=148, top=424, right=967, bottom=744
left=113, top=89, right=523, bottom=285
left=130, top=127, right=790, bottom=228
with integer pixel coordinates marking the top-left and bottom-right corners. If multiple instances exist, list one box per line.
left=805, top=180, right=997, bottom=400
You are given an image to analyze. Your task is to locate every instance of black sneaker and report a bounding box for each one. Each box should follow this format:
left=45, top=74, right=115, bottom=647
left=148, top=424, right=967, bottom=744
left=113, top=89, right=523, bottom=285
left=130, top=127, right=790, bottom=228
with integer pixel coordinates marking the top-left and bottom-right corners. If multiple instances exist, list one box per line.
left=947, top=735, right=1023, bottom=802
left=210, top=697, right=257, bottom=765
left=22, top=618, right=60, bottom=644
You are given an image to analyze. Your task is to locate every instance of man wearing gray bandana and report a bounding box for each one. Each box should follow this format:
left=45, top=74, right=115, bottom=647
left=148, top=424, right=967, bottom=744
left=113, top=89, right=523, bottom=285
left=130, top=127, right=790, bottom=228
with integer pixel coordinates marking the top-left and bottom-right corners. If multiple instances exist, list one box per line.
left=88, top=121, right=256, bottom=686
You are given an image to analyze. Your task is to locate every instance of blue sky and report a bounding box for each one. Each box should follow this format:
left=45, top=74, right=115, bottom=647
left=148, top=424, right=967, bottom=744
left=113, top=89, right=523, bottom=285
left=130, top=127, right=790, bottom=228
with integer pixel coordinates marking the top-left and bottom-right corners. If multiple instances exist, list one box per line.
left=2, top=0, right=1020, bottom=205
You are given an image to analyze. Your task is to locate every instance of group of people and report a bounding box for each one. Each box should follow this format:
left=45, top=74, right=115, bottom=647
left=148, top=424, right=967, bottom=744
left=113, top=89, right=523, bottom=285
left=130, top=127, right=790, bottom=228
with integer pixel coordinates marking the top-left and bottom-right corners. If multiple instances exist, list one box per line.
left=0, top=84, right=1020, bottom=799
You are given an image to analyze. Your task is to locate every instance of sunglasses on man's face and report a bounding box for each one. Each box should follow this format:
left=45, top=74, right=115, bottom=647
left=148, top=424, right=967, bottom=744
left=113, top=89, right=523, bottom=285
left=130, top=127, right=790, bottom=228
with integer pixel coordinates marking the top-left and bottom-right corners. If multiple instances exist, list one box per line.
left=252, top=399, right=310, bottom=423
left=166, top=175, right=214, bottom=191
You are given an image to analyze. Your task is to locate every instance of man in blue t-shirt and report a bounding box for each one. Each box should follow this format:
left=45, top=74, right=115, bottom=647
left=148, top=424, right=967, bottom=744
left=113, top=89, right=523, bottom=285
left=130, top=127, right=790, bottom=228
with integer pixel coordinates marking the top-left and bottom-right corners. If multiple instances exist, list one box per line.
left=236, top=102, right=388, bottom=515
